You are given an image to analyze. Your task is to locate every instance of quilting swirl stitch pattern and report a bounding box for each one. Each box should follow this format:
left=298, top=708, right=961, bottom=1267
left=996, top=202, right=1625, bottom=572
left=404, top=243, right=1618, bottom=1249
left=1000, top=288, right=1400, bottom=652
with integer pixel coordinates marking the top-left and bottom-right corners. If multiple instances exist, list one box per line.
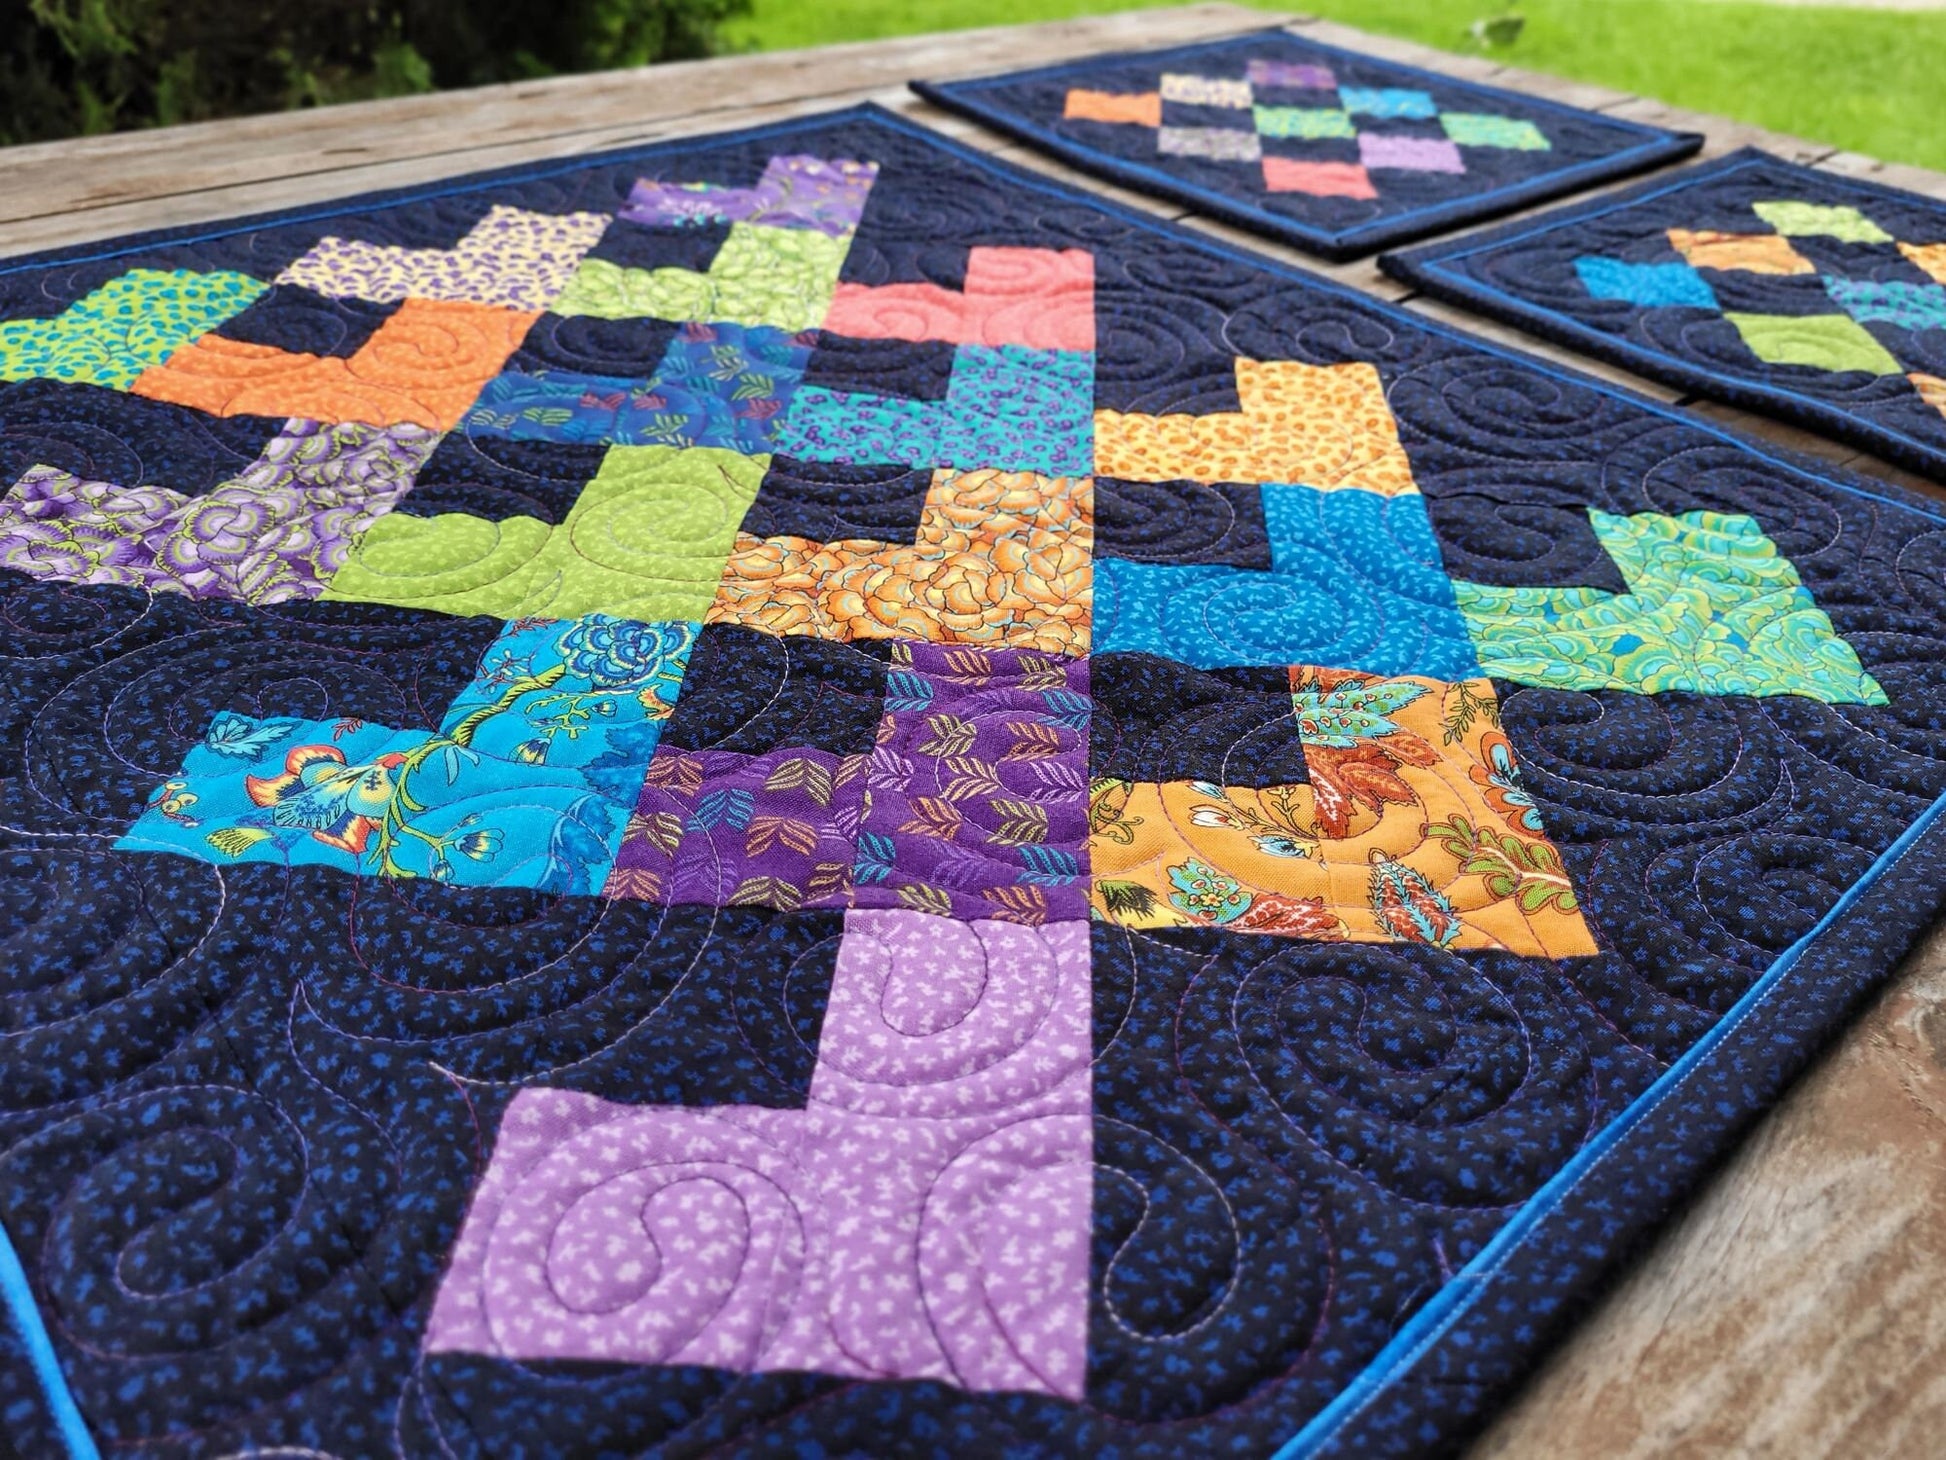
left=2, top=106, right=1946, bottom=1460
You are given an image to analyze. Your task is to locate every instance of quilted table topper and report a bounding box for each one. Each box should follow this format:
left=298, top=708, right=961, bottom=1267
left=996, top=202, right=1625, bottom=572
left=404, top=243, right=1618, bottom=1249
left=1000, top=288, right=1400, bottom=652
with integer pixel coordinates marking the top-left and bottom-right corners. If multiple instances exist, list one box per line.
left=1384, top=148, right=1946, bottom=481
left=911, top=29, right=1700, bottom=259
left=2, top=104, right=1946, bottom=1460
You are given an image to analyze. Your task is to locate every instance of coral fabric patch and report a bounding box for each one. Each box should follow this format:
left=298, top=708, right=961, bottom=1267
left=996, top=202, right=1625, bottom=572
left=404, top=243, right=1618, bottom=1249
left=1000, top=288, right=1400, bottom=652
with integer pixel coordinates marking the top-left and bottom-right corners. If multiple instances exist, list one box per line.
left=2, top=107, right=1944, bottom=1460
left=914, top=28, right=1699, bottom=259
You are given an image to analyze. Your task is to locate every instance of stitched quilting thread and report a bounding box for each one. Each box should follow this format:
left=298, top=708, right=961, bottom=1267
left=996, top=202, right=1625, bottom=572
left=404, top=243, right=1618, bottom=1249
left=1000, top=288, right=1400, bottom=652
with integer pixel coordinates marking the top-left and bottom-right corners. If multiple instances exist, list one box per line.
left=1, top=107, right=1942, bottom=1460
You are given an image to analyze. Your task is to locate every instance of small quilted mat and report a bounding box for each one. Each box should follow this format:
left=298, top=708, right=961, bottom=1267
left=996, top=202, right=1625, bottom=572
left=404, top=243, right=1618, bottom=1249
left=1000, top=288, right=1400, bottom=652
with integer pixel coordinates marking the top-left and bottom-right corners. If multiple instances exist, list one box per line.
left=911, top=28, right=1700, bottom=259
left=1385, top=147, right=1946, bottom=480
left=4, top=104, right=1946, bottom=1460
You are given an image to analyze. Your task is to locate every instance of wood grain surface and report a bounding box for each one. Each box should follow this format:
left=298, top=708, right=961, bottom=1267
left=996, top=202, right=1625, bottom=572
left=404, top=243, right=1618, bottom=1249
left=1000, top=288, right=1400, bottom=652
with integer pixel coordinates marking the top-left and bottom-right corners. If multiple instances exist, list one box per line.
left=3, top=10, right=1942, bottom=1455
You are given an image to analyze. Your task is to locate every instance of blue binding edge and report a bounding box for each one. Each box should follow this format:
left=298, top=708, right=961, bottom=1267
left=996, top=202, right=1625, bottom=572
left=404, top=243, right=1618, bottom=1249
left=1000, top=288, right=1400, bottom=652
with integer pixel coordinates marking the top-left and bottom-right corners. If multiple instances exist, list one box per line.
left=1, top=100, right=1941, bottom=1456
left=1, top=1216, right=99, bottom=1460
left=1380, top=148, right=1946, bottom=480
left=1271, top=783, right=1946, bottom=1458
left=910, top=27, right=1701, bottom=259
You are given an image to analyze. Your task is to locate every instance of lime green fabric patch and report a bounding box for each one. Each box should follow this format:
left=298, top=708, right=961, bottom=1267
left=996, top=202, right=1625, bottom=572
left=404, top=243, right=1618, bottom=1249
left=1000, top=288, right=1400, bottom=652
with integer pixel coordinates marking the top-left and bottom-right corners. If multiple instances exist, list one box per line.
left=1750, top=200, right=1893, bottom=244
left=0, top=269, right=269, bottom=389
left=1455, top=509, right=1887, bottom=703
left=551, top=224, right=849, bottom=332
left=1253, top=106, right=1355, bottom=141
left=321, top=444, right=767, bottom=622
left=1725, top=311, right=1902, bottom=376
left=1439, top=113, right=1550, bottom=151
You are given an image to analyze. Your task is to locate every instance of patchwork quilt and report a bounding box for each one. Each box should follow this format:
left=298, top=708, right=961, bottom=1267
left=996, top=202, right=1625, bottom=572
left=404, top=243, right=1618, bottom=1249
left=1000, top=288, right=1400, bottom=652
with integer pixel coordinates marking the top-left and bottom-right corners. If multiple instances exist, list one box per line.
left=1384, top=148, right=1946, bottom=481
left=3, top=104, right=1946, bottom=1460
left=911, top=29, right=1700, bottom=259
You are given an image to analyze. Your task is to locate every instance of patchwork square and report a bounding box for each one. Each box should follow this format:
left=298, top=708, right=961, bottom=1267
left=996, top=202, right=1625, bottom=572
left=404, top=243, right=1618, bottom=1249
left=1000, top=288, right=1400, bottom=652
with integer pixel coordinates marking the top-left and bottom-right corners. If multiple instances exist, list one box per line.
left=1575, top=257, right=1719, bottom=311
left=1341, top=87, right=1437, bottom=120
left=1089, top=671, right=1597, bottom=957
left=1359, top=134, right=1466, bottom=175
left=322, top=444, right=769, bottom=623
left=278, top=205, right=611, bottom=311
left=1440, top=113, right=1549, bottom=151
left=1667, top=228, right=1816, bottom=275
left=1897, top=240, right=1946, bottom=286
left=1159, top=73, right=1251, bottom=109
left=1263, top=158, right=1377, bottom=199
left=1253, top=106, right=1355, bottom=141
left=1823, top=277, right=1946, bottom=333
left=1750, top=199, right=1894, bottom=243
left=128, top=297, right=539, bottom=429
left=1725, top=310, right=1903, bottom=375
left=1453, top=508, right=1887, bottom=702
left=0, top=269, right=268, bottom=390
left=1063, top=89, right=1162, bottom=127
left=1157, top=126, right=1262, bottom=163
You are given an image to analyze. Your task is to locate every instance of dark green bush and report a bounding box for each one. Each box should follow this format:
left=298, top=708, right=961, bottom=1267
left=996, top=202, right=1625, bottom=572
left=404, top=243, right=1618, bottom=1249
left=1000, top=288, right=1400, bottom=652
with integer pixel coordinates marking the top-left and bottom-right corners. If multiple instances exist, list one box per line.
left=0, top=0, right=751, bottom=145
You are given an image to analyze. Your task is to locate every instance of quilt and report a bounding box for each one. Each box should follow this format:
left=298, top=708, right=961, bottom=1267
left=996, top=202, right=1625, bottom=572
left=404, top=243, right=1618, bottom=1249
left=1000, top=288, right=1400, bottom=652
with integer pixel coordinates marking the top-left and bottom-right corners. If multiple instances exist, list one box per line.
left=1383, top=148, right=1946, bottom=481
left=911, top=29, right=1700, bottom=260
left=3, top=104, right=1946, bottom=1460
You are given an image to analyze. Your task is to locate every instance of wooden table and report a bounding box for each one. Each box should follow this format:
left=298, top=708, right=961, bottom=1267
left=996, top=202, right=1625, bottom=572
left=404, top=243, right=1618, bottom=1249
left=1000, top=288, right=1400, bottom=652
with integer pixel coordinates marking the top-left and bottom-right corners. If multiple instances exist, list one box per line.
left=7, top=8, right=1943, bottom=1453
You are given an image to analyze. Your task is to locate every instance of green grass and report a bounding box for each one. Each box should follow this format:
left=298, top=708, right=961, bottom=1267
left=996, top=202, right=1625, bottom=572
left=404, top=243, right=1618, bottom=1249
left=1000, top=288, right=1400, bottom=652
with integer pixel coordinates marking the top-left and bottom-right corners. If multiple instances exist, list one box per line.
left=727, top=0, right=1946, bottom=172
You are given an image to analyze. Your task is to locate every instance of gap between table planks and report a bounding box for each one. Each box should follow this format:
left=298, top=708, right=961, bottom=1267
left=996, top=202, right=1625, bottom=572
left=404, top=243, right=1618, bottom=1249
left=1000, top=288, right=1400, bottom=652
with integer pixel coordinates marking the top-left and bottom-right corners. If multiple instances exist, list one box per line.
left=3, top=8, right=1944, bottom=1456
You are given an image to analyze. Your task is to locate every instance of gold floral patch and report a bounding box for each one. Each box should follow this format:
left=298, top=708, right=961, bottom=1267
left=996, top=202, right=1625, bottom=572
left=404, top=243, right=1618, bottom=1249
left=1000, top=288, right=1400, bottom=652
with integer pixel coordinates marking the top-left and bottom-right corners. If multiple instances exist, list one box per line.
left=1088, top=670, right=1598, bottom=957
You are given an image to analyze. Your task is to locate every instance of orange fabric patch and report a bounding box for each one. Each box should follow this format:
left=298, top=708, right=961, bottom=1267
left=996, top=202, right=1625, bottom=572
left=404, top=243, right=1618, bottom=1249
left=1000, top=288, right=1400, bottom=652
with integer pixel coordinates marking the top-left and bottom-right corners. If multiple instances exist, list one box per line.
left=129, top=298, right=539, bottom=430
left=1088, top=674, right=1599, bottom=957
left=1063, top=89, right=1162, bottom=127
left=1912, top=372, right=1946, bottom=420
left=708, top=467, right=1091, bottom=654
left=1898, top=241, right=1946, bottom=286
left=1262, top=158, right=1377, bottom=199
left=1666, top=228, right=1815, bottom=276
left=823, top=246, right=1095, bottom=353
left=1095, top=358, right=1418, bottom=494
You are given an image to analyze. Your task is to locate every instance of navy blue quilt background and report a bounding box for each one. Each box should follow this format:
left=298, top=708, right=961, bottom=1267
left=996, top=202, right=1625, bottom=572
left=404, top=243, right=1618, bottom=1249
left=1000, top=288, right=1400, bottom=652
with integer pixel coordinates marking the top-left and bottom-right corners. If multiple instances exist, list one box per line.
left=0, top=107, right=1944, bottom=1460
left=1383, top=148, right=1946, bottom=482
left=913, top=29, right=1700, bottom=258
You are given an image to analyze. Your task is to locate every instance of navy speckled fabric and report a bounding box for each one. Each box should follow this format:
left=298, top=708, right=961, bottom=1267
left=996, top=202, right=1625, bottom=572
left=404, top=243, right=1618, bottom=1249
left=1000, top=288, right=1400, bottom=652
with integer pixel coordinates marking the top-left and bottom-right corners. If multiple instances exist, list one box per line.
left=912, top=29, right=1699, bottom=259
left=1, top=105, right=1944, bottom=1460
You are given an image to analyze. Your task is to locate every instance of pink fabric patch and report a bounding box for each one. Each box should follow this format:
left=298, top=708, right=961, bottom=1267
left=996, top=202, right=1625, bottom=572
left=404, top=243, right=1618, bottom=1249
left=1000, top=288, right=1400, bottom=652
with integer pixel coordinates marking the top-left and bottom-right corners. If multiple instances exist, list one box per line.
left=1358, top=133, right=1466, bottom=174
left=823, top=246, right=1096, bottom=353
left=425, top=911, right=1094, bottom=1399
left=1263, top=158, right=1378, bottom=199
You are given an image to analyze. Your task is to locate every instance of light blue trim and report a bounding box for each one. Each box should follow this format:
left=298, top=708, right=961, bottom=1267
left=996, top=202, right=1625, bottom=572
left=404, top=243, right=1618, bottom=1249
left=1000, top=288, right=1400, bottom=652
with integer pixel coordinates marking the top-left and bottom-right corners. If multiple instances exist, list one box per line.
left=0, top=1217, right=98, bottom=1460
left=1272, top=782, right=1946, bottom=1459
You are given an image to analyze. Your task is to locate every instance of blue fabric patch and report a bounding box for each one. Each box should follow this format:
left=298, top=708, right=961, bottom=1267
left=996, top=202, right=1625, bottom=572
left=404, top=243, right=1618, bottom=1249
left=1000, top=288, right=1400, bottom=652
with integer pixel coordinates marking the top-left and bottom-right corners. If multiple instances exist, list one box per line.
left=1575, top=256, right=1719, bottom=310
left=1093, top=483, right=1481, bottom=674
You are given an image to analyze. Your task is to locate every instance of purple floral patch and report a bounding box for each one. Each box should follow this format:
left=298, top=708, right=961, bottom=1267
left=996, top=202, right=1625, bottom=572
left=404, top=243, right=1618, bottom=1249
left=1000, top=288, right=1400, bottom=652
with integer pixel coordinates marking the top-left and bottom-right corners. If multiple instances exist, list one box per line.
left=0, top=418, right=437, bottom=602
left=622, top=155, right=880, bottom=237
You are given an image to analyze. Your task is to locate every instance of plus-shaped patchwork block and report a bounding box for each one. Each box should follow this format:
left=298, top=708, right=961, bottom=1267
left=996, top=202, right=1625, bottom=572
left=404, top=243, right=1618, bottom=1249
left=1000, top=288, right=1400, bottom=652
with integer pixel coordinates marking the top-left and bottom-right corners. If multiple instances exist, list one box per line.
left=1095, top=358, right=1418, bottom=494
left=709, top=467, right=1093, bottom=654
left=1092, top=481, right=1477, bottom=675
left=1454, top=508, right=1888, bottom=702
left=0, top=270, right=268, bottom=390
left=276, top=205, right=611, bottom=311
left=0, top=420, right=438, bottom=602
left=1089, top=670, right=1597, bottom=956
left=424, top=910, right=1093, bottom=1398
left=322, top=444, right=769, bottom=623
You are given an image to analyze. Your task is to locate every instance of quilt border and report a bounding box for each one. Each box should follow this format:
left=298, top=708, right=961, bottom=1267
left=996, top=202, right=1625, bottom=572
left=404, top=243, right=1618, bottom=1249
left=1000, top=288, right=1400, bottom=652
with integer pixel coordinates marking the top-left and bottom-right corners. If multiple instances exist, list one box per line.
left=908, top=26, right=1702, bottom=262
left=1380, top=147, right=1946, bottom=483
left=0, top=101, right=1940, bottom=1459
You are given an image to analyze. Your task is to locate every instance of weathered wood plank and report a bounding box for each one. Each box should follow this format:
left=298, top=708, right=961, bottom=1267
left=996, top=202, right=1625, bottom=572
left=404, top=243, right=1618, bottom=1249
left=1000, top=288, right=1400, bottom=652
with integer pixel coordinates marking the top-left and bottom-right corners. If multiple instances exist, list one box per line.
left=0, top=5, right=1273, bottom=235
left=1470, top=926, right=1946, bottom=1460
